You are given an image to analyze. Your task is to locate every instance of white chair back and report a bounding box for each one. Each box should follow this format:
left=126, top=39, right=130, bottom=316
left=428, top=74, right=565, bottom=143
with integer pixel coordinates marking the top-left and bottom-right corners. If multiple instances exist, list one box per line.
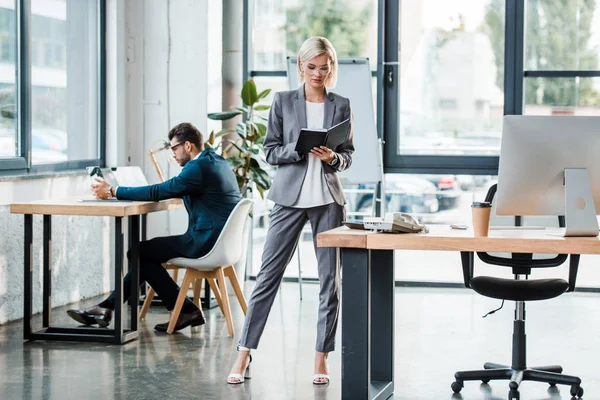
left=166, top=199, right=252, bottom=268
left=205, top=198, right=252, bottom=263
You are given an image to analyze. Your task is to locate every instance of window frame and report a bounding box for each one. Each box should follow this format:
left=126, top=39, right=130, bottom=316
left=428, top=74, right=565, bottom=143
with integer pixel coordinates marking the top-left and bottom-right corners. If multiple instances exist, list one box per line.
left=0, top=0, right=106, bottom=176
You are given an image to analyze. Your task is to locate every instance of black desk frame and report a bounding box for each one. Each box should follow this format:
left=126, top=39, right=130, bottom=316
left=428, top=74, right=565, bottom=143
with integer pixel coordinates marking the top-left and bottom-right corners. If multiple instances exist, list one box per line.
left=342, top=248, right=395, bottom=400
left=23, top=214, right=141, bottom=344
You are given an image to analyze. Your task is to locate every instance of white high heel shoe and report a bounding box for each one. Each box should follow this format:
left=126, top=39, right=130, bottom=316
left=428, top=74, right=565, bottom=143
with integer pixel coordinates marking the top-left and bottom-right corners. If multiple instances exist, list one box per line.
left=227, top=346, right=252, bottom=384
left=313, top=353, right=330, bottom=385
left=312, top=373, right=330, bottom=385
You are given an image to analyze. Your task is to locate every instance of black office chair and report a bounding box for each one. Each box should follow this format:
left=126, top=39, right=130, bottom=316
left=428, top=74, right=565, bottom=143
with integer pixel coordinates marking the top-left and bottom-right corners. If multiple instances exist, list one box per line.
left=451, top=184, right=584, bottom=400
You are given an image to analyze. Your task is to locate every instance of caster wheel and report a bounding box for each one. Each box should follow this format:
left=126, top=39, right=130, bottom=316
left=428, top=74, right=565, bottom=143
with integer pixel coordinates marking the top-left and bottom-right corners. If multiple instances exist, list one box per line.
left=508, top=389, right=520, bottom=400
left=482, top=379, right=490, bottom=384
left=548, top=382, right=556, bottom=387
left=570, top=385, right=583, bottom=398
left=451, top=381, right=463, bottom=393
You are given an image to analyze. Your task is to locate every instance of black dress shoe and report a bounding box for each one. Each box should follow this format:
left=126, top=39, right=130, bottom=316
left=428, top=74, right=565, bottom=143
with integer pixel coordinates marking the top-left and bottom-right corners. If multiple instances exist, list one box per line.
left=66, top=309, right=97, bottom=326
left=67, top=305, right=113, bottom=328
left=154, top=309, right=205, bottom=333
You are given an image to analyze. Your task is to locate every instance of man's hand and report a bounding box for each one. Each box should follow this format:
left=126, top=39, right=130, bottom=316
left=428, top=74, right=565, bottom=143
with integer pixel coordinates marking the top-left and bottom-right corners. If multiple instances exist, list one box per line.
left=310, top=146, right=335, bottom=164
left=91, top=178, right=112, bottom=200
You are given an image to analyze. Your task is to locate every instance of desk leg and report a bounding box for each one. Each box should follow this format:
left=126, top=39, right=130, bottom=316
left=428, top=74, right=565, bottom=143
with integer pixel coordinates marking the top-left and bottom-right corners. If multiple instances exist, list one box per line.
left=42, top=215, right=52, bottom=328
left=341, top=248, right=395, bottom=400
left=114, top=217, right=124, bottom=343
left=128, top=216, right=140, bottom=332
left=141, top=214, right=147, bottom=242
left=24, top=214, right=33, bottom=340
left=370, top=250, right=394, bottom=399
left=139, top=215, right=148, bottom=301
left=341, top=248, right=371, bottom=399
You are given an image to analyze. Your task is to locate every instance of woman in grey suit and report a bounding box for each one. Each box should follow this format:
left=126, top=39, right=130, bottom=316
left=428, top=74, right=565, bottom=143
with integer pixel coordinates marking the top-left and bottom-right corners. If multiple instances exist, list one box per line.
left=227, top=36, right=354, bottom=385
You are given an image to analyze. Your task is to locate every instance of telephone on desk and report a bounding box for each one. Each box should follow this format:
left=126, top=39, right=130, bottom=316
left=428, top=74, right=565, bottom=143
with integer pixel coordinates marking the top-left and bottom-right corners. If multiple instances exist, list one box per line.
left=363, top=212, right=429, bottom=234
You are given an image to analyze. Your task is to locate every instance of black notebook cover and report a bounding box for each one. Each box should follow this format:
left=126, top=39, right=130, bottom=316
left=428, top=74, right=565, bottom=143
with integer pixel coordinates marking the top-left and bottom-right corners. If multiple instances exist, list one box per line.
left=294, top=118, right=350, bottom=153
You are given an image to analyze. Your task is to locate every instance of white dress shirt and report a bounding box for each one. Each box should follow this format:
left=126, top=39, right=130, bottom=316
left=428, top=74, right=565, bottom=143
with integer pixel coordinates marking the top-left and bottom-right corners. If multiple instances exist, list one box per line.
left=292, top=101, right=335, bottom=208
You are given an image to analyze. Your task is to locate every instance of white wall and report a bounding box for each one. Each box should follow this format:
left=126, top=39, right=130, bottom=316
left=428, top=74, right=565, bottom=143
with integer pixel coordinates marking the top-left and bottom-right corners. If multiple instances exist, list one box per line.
left=0, top=0, right=210, bottom=324
left=125, top=0, right=208, bottom=240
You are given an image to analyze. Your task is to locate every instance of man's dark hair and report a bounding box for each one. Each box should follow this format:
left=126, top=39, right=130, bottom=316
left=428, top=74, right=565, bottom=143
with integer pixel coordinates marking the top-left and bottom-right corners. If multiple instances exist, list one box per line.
left=168, top=122, right=203, bottom=149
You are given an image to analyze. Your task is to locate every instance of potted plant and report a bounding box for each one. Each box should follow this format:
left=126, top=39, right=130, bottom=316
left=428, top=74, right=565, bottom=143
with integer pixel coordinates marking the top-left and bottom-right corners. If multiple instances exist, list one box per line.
left=208, top=79, right=273, bottom=281
left=207, top=79, right=272, bottom=198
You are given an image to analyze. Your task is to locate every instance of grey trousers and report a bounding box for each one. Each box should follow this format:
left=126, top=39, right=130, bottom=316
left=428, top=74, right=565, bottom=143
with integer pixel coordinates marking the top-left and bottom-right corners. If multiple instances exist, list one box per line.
left=239, top=202, right=344, bottom=352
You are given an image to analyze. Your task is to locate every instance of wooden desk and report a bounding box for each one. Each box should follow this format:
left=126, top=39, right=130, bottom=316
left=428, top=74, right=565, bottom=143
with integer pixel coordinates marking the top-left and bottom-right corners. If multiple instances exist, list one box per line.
left=10, top=198, right=182, bottom=344
left=317, top=226, right=600, bottom=400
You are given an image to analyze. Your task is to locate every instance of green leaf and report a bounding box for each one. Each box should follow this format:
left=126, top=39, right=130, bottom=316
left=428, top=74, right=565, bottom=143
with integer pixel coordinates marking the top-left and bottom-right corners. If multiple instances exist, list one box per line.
left=255, top=184, right=266, bottom=199
left=254, top=104, right=271, bottom=111
left=249, top=167, right=272, bottom=190
left=231, top=106, right=248, bottom=114
left=247, top=121, right=260, bottom=136
left=236, top=123, right=246, bottom=135
left=230, top=141, right=246, bottom=154
left=208, top=111, right=241, bottom=121
left=206, top=130, right=215, bottom=145
left=256, top=88, right=271, bottom=100
left=257, top=115, right=269, bottom=122
left=215, top=129, right=234, bottom=138
left=226, top=157, right=244, bottom=169
left=256, top=123, right=267, bottom=138
left=241, top=79, right=259, bottom=106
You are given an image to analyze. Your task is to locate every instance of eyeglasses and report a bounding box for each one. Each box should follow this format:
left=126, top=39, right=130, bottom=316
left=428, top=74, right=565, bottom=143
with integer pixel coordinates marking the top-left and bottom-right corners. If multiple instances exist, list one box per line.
left=169, top=142, right=183, bottom=153
left=303, top=63, right=331, bottom=76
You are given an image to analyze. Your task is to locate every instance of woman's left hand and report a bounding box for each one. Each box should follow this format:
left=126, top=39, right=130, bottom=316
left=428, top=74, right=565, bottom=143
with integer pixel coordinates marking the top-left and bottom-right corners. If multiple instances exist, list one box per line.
left=311, top=146, right=335, bottom=163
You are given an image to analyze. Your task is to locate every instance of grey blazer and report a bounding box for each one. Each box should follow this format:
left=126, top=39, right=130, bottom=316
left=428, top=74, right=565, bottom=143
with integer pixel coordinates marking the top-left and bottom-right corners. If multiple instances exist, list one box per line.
left=264, top=85, right=354, bottom=207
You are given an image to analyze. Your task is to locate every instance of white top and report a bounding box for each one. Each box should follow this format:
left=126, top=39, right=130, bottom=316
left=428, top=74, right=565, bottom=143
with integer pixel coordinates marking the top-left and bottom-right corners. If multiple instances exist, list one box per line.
left=292, top=101, right=335, bottom=208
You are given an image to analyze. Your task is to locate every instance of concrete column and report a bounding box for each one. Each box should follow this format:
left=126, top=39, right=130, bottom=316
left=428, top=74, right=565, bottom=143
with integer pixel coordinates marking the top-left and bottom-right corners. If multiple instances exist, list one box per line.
left=222, top=0, right=243, bottom=133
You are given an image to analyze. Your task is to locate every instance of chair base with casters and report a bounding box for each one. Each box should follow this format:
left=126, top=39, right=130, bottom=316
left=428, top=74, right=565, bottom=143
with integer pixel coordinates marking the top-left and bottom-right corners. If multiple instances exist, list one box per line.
left=452, top=252, right=583, bottom=400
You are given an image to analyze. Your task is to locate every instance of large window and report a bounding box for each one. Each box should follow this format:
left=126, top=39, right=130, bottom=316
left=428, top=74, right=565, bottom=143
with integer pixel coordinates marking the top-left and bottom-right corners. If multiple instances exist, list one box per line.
left=398, top=0, right=505, bottom=157
left=0, top=1, right=17, bottom=159
left=245, top=1, right=600, bottom=287
left=250, top=0, right=378, bottom=72
left=0, top=0, right=104, bottom=173
left=523, top=0, right=600, bottom=116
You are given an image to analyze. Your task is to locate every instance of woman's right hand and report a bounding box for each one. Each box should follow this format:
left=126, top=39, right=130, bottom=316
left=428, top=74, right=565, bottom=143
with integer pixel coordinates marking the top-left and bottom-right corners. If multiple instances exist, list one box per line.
left=310, top=146, right=335, bottom=164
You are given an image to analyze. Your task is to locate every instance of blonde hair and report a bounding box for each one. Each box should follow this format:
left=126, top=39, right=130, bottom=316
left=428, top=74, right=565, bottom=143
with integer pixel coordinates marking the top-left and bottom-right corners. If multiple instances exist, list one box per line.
left=297, top=36, right=338, bottom=89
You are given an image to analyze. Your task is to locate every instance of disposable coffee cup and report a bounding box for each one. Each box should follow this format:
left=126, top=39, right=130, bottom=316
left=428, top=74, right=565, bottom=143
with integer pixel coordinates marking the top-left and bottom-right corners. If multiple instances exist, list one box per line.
left=472, top=202, right=492, bottom=237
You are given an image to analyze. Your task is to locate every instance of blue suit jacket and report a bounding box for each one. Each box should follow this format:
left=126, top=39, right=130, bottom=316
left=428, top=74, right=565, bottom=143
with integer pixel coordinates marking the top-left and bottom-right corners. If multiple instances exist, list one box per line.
left=116, top=148, right=241, bottom=258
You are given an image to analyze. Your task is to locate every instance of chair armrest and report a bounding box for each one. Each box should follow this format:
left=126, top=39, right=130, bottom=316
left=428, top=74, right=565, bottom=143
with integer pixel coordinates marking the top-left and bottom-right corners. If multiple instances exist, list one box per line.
left=460, top=251, right=474, bottom=288
left=568, top=254, right=580, bottom=292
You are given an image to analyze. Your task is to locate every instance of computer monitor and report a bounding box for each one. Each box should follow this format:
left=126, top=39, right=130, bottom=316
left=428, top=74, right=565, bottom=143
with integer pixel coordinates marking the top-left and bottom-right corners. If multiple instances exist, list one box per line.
left=496, top=115, right=600, bottom=237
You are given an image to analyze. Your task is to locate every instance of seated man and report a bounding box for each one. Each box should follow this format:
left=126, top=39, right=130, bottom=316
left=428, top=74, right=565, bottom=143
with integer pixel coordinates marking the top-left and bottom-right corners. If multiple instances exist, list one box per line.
left=67, top=122, right=241, bottom=332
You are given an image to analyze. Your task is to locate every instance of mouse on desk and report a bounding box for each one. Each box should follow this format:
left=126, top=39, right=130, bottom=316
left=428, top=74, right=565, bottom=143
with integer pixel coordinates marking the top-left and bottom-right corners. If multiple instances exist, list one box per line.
left=450, top=224, right=468, bottom=230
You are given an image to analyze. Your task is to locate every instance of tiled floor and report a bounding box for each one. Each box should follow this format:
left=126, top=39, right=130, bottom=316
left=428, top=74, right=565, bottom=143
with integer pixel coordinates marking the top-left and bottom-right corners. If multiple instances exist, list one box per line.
left=0, top=283, right=599, bottom=400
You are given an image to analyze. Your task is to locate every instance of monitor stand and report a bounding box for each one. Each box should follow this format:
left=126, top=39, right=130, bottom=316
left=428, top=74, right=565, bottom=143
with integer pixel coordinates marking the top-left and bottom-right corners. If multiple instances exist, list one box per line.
left=564, top=168, right=599, bottom=237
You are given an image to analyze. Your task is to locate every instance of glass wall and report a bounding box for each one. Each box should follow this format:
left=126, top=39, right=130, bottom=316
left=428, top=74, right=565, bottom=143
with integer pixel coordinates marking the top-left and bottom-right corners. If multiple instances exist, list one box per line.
left=523, top=0, right=600, bottom=116
left=0, top=0, right=17, bottom=159
left=398, top=0, right=505, bottom=157
left=30, top=0, right=99, bottom=165
left=250, top=0, right=378, bottom=72
left=0, top=0, right=103, bottom=172
left=246, top=0, right=600, bottom=287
